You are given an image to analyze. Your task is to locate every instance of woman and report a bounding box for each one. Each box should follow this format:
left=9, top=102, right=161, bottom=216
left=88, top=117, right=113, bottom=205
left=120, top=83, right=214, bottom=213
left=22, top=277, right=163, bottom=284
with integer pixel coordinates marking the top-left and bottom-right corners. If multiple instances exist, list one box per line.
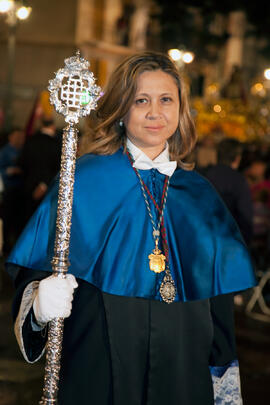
left=7, top=51, right=255, bottom=405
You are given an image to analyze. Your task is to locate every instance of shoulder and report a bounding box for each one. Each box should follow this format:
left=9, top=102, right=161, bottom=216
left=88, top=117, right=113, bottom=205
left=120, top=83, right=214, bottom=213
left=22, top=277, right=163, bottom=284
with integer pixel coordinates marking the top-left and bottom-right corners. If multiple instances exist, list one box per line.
left=76, top=149, right=128, bottom=175
left=72, top=149, right=136, bottom=205
left=22, top=134, right=41, bottom=150
left=171, top=167, right=216, bottom=190
left=170, top=168, right=242, bottom=237
left=74, top=149, right=133, bottom=190
left=206, top=164, right=247, bottom=182
left=170, top=168, right=229, bottom=210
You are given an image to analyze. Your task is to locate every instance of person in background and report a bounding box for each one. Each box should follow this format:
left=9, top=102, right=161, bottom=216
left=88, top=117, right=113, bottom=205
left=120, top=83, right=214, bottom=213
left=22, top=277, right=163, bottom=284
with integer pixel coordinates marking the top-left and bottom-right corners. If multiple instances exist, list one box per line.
left=245, top=158, right=270, bottom=207
left=18, top=118, right=61, bottom=223
left=195, top=134, right=217, bottom=171
left=244, top=157, right=270, bottom=270
left=0, top=128, right=25, bottom=254
left=0, top=128, right=25, bottom=190
left=204, top=138, right=253, bottom=246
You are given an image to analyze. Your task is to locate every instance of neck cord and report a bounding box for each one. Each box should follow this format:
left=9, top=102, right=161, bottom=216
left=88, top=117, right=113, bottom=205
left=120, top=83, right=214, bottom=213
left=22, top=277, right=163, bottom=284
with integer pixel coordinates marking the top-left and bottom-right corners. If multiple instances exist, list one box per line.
left=137, top=166, right=169, bottom=243
left=126, top=150, right=168, bottom=240
left=126, top=150, right=176, bottom=303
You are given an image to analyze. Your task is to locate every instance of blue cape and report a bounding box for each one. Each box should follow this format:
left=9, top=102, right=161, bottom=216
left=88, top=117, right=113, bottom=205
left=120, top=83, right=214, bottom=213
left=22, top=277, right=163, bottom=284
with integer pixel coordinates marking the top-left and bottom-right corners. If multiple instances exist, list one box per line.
left=7, top=148, right=256, bottom=302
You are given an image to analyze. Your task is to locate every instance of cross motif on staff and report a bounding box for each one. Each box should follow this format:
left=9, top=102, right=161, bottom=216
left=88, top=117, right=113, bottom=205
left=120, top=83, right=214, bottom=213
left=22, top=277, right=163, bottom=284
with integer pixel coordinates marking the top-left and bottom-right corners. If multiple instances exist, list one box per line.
left=60, top=77, right=95, bottom=107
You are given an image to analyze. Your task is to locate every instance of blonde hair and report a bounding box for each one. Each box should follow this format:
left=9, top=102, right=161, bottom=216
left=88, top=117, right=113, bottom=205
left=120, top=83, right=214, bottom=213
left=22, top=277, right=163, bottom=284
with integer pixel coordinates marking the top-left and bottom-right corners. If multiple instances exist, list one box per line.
left=85, top=51, right=197, bottom=170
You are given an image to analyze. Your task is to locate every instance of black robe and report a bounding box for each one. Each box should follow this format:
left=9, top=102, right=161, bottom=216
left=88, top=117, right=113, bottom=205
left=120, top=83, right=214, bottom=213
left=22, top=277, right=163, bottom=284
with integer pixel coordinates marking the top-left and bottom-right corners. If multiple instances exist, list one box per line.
left=12, top=267, right=237, bottom=405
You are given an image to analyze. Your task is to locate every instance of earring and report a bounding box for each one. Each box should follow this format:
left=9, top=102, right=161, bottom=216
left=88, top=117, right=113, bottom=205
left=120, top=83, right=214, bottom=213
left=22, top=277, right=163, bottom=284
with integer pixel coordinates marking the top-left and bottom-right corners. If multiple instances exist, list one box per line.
left=119, top=120, right=124, bottom=127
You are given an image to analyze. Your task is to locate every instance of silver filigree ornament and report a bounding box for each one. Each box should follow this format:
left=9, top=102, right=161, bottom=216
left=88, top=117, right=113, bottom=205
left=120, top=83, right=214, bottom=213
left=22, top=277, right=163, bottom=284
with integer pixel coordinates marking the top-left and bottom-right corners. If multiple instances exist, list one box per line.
left=48, top=51, right=101, bottom=124
left=160, top=270, right=176, bottom=303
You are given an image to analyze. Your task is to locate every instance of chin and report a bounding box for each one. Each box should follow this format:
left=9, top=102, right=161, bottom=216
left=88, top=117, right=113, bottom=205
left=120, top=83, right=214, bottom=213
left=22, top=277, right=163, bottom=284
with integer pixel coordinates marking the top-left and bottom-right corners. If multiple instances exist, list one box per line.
left=145, top=135, right=169, bottom=146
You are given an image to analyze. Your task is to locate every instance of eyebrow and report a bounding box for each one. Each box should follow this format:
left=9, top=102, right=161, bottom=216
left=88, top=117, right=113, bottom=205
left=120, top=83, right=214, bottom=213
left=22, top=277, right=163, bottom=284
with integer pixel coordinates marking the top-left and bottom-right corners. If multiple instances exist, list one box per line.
left=135, top=92, right=174, bottom=97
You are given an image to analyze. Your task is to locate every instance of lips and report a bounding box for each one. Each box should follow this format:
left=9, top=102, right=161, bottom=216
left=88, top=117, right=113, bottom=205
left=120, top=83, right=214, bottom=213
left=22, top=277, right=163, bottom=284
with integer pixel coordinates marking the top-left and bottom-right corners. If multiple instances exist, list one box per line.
left=145, top=126, right=164, bottom=130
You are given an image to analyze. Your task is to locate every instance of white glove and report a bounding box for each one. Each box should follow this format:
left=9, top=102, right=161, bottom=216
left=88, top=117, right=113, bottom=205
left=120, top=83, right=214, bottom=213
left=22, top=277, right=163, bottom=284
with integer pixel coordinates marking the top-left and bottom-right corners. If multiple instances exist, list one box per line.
left=33, top=274, right=78, bottom=326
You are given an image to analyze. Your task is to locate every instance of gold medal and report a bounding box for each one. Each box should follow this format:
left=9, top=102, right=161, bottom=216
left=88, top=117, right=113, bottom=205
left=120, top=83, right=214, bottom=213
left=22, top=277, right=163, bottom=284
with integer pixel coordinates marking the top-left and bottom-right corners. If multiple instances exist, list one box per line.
left=148, top=239, right=166, bottom=273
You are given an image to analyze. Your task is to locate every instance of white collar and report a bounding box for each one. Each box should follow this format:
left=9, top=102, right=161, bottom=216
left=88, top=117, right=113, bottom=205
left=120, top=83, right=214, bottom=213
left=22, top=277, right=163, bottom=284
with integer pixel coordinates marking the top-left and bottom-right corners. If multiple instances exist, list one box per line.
left=126, top=138, right=177, bottom=177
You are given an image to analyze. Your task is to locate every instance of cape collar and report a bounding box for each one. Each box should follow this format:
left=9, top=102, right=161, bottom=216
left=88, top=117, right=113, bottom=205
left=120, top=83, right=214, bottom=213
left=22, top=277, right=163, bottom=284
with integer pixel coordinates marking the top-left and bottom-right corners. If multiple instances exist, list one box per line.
left=126, top=138, right=177, bottom=177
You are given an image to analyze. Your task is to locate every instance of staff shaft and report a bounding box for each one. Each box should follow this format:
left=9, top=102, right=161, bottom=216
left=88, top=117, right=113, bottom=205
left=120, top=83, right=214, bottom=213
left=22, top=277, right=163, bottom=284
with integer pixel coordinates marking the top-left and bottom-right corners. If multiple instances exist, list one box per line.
left=40, top=123, right=78, bottom=404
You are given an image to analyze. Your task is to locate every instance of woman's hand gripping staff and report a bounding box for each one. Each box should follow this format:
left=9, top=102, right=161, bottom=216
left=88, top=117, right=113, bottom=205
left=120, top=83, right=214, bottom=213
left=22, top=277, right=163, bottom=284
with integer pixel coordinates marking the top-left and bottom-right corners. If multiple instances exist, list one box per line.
left=33, top=274, right=78, bottom=326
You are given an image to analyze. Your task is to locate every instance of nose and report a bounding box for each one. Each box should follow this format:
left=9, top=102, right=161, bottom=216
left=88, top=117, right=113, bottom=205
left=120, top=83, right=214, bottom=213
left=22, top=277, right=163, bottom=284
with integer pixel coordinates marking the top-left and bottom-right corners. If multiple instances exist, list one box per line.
left=146, top=101, right=161, bottom=120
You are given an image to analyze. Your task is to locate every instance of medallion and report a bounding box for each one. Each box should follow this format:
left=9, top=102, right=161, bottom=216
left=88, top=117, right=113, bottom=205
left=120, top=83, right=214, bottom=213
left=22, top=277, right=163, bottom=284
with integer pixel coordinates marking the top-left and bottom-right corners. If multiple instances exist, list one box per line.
left=160, top=271, right=176, bottom=303
left=148, top=242, right=166, bottom=273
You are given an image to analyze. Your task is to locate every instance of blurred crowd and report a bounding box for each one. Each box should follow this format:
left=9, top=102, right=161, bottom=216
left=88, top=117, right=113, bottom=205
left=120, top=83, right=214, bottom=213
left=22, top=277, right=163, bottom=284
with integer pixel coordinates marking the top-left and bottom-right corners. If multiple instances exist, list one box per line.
left=0, top=118, right=62, bottom=255
left=196, top=135, right=270, bottom=278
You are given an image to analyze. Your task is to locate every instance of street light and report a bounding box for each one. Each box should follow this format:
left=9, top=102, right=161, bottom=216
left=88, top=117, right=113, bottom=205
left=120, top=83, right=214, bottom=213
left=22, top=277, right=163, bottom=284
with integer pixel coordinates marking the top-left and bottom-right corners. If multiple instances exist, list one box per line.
left=168, top=48, right=183, bottom=62
left=0, top=0, right=32, bottom=132
left=0, top=0, right=31, bottom=23
left=182, top=51, right=194, bottom=64
left=264, top=68, right=270, bottom=81
left=0, top=0, right=13, bottom=13
left=168, top=48, right=195, bottom=68
left=16, top=5, right=31, bottom=20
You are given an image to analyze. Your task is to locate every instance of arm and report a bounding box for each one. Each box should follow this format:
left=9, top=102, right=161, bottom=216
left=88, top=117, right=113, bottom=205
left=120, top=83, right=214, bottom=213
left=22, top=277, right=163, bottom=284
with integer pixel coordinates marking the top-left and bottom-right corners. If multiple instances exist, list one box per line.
left=12, top=267, right=50, bottom=363
left=15, top=278, right=48, bottom=363
left=209, top=293, right=242, bottom=405
left=11, top=266, right=77, bottom=363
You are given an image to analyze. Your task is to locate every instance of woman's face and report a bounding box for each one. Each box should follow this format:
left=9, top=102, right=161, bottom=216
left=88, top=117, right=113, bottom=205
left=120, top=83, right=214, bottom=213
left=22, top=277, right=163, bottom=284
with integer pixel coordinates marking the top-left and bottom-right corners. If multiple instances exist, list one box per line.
left=123, top=70, right=180, bottom=159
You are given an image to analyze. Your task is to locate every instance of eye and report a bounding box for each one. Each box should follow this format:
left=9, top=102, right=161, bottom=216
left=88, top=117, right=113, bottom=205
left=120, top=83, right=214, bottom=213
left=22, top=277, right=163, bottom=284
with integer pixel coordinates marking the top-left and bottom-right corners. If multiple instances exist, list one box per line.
left=161, top=96, right=173, bottom=103
left=135, top=98, right=148, bottom=105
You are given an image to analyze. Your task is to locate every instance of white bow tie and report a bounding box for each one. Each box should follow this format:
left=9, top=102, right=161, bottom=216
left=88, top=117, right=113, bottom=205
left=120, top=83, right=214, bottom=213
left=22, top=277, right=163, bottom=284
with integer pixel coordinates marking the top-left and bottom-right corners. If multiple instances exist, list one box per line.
left=133, top=155, right=177, bottom=177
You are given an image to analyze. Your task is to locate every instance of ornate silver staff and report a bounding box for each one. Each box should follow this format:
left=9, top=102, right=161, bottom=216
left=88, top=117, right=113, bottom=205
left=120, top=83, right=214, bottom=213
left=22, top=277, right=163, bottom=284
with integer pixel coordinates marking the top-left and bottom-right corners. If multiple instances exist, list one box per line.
left=39, top=51, right=101, bottom=404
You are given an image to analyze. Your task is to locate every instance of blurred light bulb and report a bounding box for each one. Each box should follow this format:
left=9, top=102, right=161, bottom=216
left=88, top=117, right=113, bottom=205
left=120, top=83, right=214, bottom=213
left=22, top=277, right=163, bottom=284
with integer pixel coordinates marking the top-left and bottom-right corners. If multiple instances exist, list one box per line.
left=16, top=6, right=31, bottom=20
left=0, top=0, right=13, bottom=13
left=168, top=49, right=183, bottom=61
left=254, top=83, right=263, bottom=91
left=213, top=104, right=222, bottom=113
left=182, top=52, right=194, bottom=64
left=264, top=68, right=270, bottom=80
left=206, top=84, right=218, bottom=95
left=251, top=82, right=265, bottom=96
